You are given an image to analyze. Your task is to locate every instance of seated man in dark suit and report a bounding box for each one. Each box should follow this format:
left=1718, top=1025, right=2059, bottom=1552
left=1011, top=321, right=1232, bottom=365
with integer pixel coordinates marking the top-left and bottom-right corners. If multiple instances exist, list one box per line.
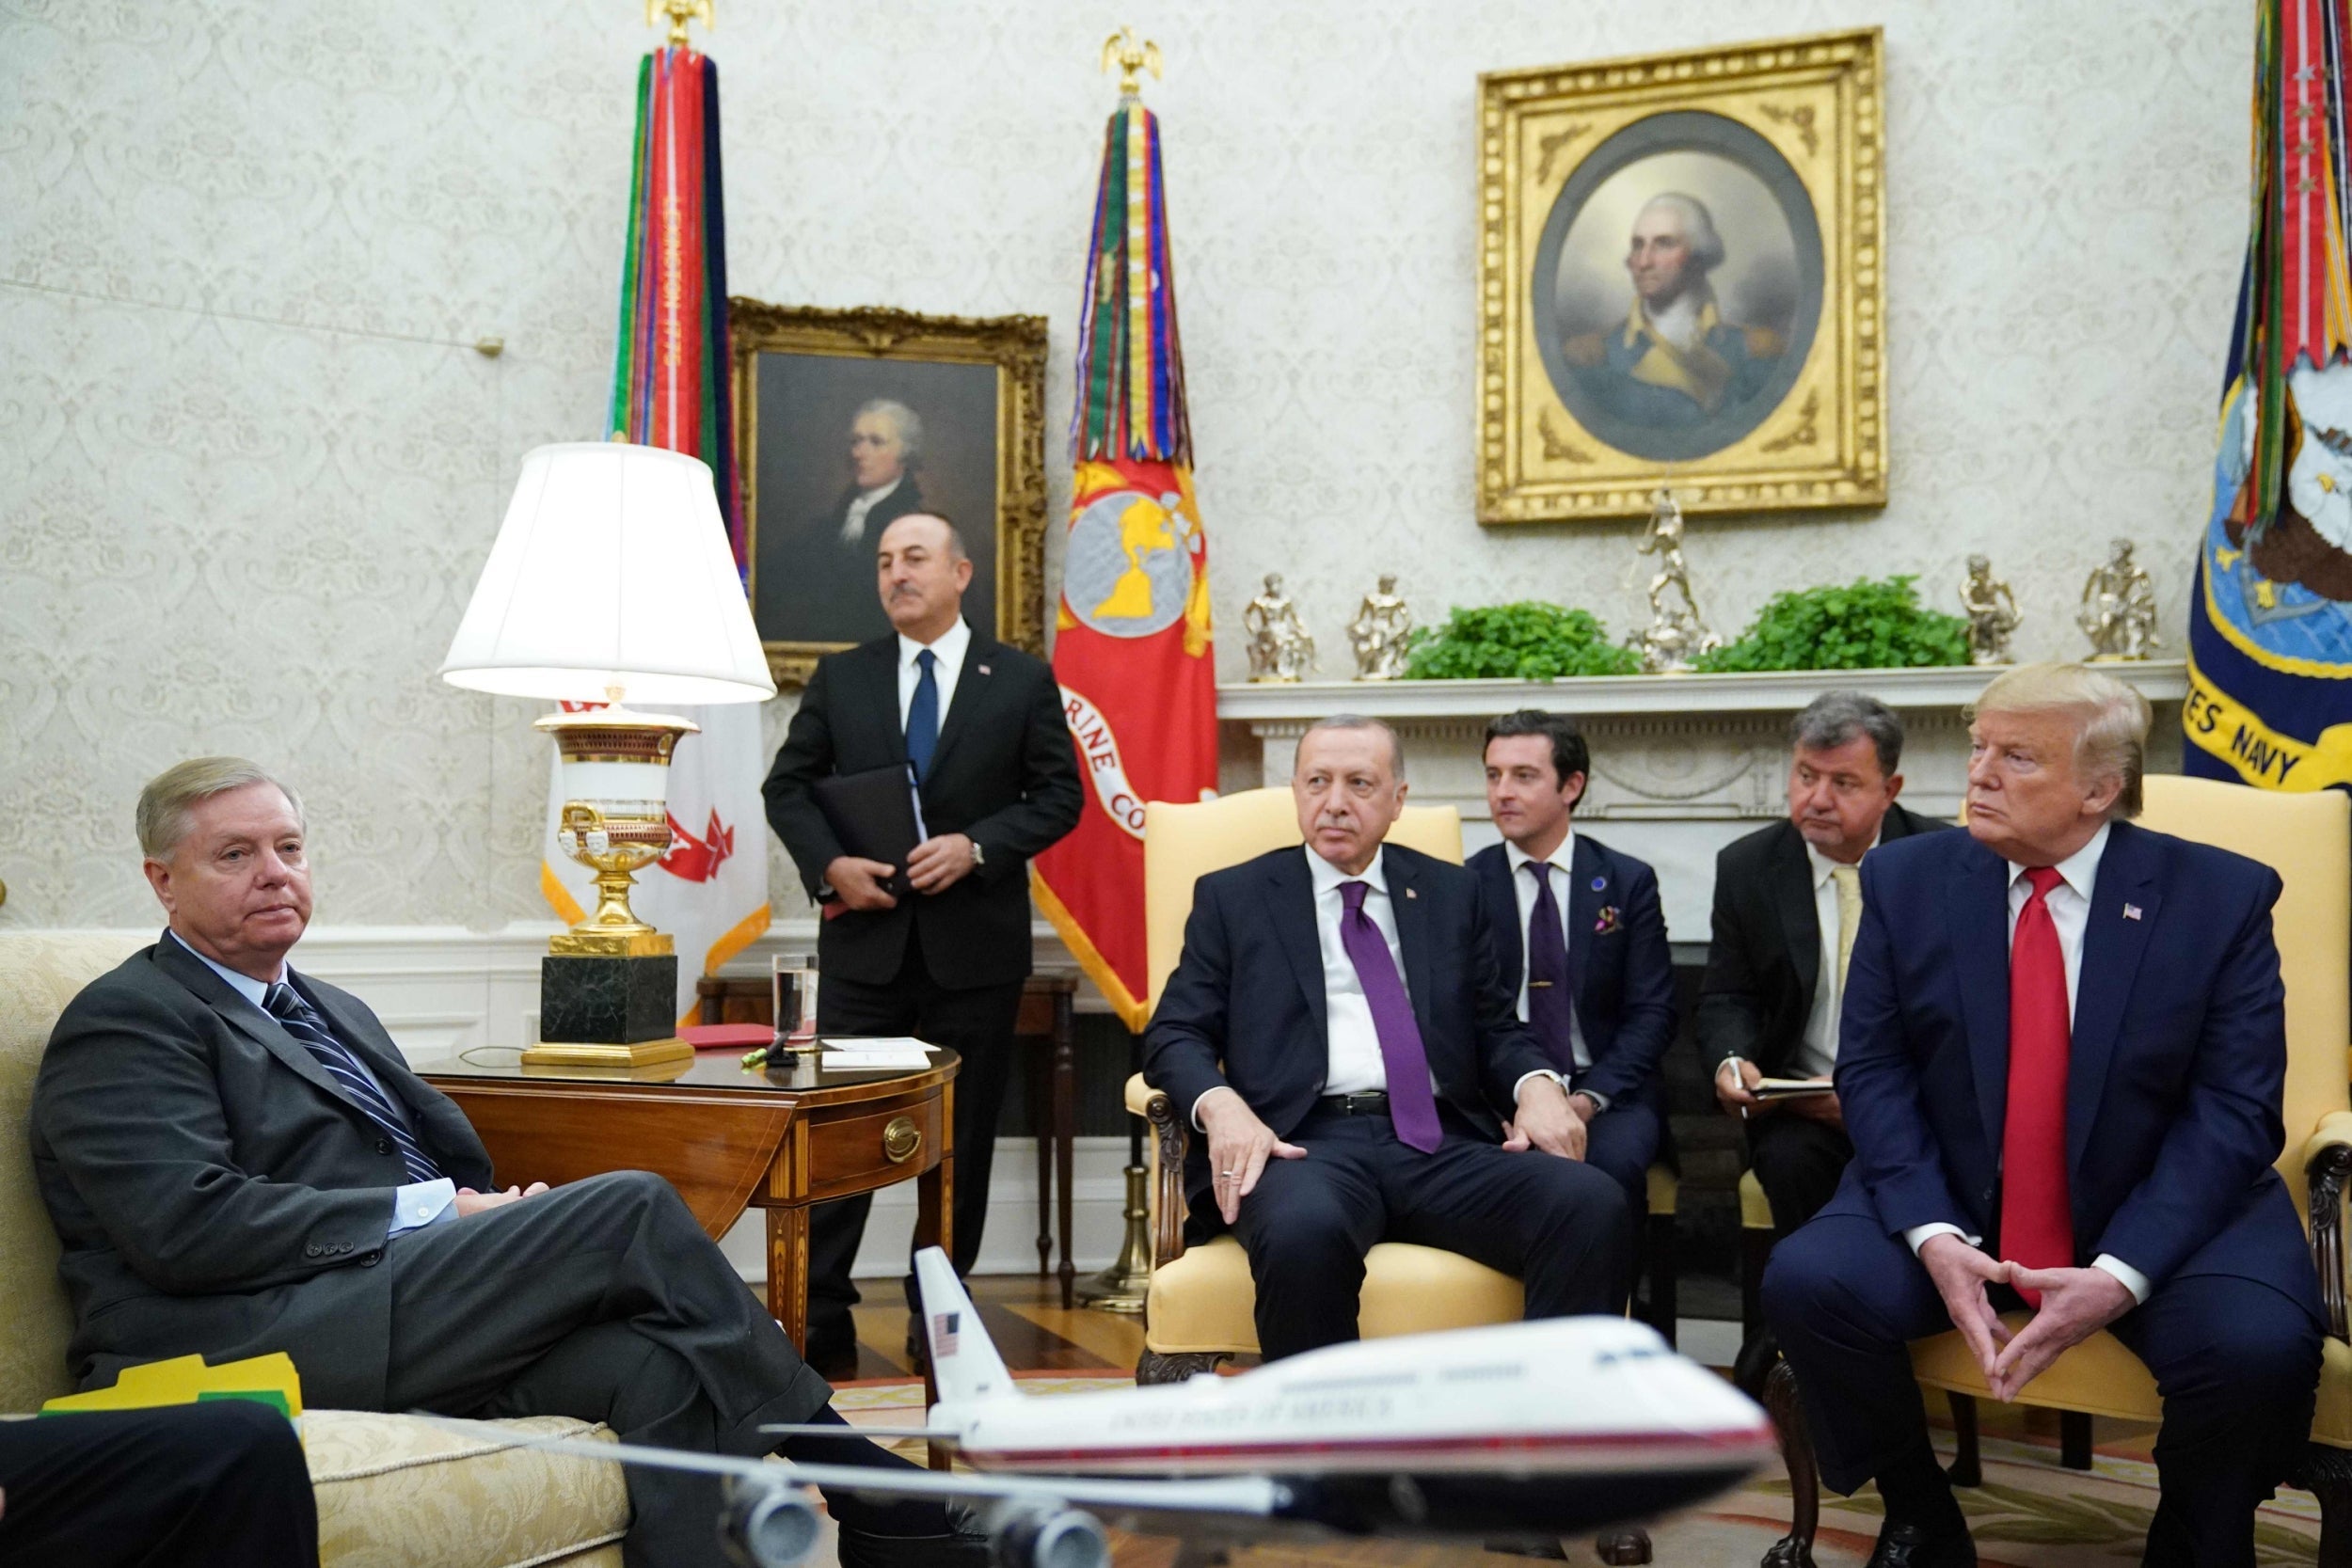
left=1763, top=666, right=2325, bottom=1568
left=1699, top=690, right=1947, bottom=1243
left=1144, top=715, right=1632, bottom=1360
left=32, top=758, right=980, bottom=1568
left=1468, top=709, right=1676, bottom=1212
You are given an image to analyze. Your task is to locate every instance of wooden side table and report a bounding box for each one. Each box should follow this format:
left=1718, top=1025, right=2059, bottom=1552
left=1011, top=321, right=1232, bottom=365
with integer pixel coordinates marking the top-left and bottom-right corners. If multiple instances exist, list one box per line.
left=420, top=1052, right=957, bottom=1360
left=696, top=971, right=1081, bottom=1306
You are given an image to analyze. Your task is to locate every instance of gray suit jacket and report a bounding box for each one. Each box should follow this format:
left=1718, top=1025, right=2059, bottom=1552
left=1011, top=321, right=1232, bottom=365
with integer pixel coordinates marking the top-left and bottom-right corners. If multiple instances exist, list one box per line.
left=30, top=934, right=495, bottom=1404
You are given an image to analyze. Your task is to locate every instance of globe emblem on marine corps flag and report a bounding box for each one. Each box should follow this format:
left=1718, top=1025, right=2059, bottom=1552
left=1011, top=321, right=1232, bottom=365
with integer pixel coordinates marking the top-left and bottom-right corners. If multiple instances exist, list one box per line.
left=1062, top=488, right=1197, bottom=638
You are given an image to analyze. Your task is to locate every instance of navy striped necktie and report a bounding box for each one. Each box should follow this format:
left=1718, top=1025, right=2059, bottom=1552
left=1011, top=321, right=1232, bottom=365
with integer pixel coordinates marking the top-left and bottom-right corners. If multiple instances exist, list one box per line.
left=265, top=981, right=442, bottom=1184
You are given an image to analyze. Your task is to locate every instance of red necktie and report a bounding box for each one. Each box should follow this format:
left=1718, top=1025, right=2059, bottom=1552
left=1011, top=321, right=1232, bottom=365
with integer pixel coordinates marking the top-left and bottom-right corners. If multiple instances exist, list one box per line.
left=2001, top=865, right=2074, bottom=1307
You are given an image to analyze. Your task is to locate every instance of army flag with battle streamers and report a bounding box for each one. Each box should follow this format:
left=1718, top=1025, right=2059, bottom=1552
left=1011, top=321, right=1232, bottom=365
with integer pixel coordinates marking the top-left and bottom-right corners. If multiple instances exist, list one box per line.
left=542, top=39, right=770, bottom=1023
left=2187, top=0, right=2352, bottom=789
left=1030, top=98, right=1217, bottom=1032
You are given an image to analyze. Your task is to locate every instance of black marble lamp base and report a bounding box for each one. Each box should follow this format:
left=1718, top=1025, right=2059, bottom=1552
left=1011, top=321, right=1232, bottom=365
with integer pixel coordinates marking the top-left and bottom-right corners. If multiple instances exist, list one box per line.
left=526, top=953, right=691, bottom=1067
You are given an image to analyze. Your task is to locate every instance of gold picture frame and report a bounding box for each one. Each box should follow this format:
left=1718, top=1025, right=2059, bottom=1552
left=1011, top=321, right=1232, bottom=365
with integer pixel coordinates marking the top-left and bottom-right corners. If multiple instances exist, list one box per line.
left=731, top=302, right=1049, bottom=687
left=1477, top=28, right=1885, bottom=523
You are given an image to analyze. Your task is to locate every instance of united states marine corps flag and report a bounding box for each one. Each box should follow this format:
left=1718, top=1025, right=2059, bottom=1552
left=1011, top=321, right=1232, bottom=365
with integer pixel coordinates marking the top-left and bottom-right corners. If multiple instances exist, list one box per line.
left=542, top=8, right=770, bottom=1022
left=2187, top=0, right=2352, bottom=788
left=1030, top=40, right=1217, bottom=1031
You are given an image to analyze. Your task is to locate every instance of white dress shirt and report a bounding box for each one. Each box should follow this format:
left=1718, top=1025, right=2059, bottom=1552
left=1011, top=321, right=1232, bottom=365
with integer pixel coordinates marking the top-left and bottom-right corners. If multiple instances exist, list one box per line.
left=897, top=616, right=969, bottom=731
left=1190, top=846, right=1556, bottom=1129
left=167, top=930, right=454, bottom=1237
left=1901, top=823, right=2150, bottom=1302
left=839, top=477, right=903, bottom=546
left=1503, top=832, right=1591, bottom=1073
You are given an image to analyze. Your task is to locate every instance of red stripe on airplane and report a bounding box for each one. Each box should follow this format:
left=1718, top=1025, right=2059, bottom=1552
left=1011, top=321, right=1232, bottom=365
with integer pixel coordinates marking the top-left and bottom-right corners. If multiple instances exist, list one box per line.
left=965, top=1427, right=1770, bottom=1469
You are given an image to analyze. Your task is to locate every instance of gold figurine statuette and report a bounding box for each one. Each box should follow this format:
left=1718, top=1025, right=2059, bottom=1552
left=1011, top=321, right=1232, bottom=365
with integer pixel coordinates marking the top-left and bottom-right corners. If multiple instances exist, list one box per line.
left=2077, top=537, right=2160, bottom=660
left=1244, top=573, right=1318, bottom=683
left=1960, top=554, right=2022, bottom=667
left=1348, top=575, right=1416, bottom=681
left=1634, top=486, right=1722, bottom=673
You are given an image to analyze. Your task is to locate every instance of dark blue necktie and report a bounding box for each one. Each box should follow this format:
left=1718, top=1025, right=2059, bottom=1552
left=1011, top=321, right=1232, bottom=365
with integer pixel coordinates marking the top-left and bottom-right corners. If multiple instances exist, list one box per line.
left=1524, top=861, right=1579, bottom=1073
left=265, top=982, right=442, bottom=1184
left=907, top=648, right=940, bottom=782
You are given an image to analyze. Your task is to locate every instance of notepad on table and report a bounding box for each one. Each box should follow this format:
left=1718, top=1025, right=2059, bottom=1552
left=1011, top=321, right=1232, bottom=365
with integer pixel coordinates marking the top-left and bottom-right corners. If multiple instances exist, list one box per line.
left=819, top=1036, right=937, bottom=1070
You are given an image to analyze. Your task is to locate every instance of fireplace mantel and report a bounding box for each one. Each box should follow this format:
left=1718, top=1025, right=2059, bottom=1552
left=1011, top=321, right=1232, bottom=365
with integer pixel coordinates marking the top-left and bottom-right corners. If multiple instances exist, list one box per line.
left=1216, top=662, right=2189, bottom=947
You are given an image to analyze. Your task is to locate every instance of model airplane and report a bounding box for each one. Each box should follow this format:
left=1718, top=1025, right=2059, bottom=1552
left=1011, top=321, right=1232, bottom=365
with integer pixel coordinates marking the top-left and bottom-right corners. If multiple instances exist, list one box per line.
left=437, top=1248, right=1773, bottom=1568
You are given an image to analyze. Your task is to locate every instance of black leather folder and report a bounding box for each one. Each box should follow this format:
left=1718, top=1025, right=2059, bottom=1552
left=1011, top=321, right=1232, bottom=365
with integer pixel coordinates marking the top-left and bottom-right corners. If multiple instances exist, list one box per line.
left=812, top=764, right=923, bottom=898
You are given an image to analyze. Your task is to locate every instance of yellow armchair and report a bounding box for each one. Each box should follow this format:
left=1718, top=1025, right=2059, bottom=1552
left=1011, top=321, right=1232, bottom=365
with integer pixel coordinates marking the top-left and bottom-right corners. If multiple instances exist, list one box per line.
left=1763, top=776, right=2352, bottom=1567
left=1126, top=788, right=1678, bottom=1387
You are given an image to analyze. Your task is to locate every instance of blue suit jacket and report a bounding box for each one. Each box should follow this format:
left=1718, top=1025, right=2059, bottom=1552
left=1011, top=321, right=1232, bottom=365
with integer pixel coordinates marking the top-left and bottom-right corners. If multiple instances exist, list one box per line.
left=1143, top=843, right=1552, bottom=1212
left=1832, top=819, right=2322, bottom=1313
left=1466, top=834, right=1677, bottom=1110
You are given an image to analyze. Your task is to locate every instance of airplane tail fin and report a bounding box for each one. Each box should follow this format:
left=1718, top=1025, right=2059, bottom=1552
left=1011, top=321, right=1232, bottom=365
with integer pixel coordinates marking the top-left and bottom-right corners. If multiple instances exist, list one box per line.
left=913, top=1247, right=1019, bottom=1406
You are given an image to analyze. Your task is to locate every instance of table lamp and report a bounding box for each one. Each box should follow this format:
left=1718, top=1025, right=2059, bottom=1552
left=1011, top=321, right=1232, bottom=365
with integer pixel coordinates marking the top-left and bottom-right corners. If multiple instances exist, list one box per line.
left=440, top=442, right=776, bottom=1067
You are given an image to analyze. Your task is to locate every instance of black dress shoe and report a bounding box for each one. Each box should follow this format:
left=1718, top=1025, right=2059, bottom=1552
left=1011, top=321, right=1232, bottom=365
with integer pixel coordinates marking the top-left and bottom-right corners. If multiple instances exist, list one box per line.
left=1865, top=1518, right=1976, bottom=1568
left=835, top=1516, right=991, bottom=1568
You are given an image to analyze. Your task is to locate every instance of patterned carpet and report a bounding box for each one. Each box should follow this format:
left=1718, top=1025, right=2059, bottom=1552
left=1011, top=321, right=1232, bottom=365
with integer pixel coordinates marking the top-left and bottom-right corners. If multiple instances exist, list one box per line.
left=829, top=1378, right=2326, bottom=1567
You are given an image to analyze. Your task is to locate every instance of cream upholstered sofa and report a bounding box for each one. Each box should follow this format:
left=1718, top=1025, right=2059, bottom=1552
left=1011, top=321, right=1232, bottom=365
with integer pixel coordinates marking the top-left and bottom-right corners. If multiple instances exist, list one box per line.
left=0, top=932, right=629, bottom=1567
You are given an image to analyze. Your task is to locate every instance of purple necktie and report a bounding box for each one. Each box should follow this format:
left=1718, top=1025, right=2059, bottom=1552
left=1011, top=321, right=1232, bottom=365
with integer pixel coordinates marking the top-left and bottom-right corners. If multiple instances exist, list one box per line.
left=1337, top=879, right=1444, bottom=1152
left=1524, top=862, right=1579, bottom=1073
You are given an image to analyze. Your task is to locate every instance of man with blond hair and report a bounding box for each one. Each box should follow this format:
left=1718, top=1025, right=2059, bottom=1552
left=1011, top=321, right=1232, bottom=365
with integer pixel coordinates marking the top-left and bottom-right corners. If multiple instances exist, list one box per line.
left=1762, top=666, right=2324, bottom=1568
left=32, top=759, right=985, bottom=1568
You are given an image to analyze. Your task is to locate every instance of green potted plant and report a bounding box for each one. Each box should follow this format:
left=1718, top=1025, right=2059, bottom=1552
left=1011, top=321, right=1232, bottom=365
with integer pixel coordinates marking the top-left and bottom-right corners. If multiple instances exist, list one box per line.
left=1401, top=602, right=1644, bottom=680
left=1694, top=575, right=1970, bottom=673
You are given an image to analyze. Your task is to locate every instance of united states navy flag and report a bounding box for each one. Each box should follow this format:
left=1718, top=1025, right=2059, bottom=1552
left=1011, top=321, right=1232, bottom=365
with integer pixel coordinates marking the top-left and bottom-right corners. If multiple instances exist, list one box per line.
left=2187, top=0, right=2352, bottom=789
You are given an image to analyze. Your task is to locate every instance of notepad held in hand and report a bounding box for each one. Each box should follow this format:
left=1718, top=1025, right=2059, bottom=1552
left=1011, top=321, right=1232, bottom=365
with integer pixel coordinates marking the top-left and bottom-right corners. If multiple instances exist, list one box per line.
left=1751, top=1077, right=1836, bottom=1100
left=812, top=764, right=923, bottom=897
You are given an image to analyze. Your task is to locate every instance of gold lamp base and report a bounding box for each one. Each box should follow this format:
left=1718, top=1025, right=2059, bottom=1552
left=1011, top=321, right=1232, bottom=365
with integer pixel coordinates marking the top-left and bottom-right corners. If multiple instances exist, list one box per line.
left=521, top=1037, right=694, bottom=1069
left=1075, top=1164, right=1153, bottom=1313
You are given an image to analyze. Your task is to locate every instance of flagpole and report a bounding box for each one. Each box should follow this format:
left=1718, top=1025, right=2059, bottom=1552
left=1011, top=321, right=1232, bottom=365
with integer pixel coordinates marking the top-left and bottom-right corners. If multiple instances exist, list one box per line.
left=1069, top=26, right=1173, bottom=1316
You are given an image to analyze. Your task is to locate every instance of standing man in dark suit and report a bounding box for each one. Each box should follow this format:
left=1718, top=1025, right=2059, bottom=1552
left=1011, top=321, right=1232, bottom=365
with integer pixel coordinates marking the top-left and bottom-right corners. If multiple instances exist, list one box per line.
left=1764, top=666, right=2324, bottom=1568
left=1699, top=690, right=1948, bottom=1242
left=1467, top=709, right=1676, bottom=1211
left=764, top=512, right=1083, bottom=1374
left=1143, top=716, right=1631, bottom=1360
left=32, top=758, right=981, bottom=1568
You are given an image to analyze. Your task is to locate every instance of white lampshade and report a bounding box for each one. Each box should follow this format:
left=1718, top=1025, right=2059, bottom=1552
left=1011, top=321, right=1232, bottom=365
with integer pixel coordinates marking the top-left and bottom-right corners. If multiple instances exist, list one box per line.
left=439, top=442, right=777, bottom=705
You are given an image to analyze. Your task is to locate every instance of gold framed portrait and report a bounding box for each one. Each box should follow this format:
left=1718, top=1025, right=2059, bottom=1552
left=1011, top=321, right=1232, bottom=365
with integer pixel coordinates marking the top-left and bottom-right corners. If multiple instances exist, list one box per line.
left=731, top=302, right=1049, bottom=687
left=1476, top=28, right=1885, bottom=523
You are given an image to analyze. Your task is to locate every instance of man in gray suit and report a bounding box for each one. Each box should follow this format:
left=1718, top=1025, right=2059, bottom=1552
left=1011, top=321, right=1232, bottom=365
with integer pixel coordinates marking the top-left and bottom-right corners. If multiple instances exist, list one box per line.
left=30, top=758, right=982, bottom=1568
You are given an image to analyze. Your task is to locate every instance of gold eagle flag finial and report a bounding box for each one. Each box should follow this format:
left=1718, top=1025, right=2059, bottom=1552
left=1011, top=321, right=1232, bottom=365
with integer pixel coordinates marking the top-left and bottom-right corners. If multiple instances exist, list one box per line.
left=646, top=0, right=714, bottom=50
left=1101, top=26, right=1163, bottom=100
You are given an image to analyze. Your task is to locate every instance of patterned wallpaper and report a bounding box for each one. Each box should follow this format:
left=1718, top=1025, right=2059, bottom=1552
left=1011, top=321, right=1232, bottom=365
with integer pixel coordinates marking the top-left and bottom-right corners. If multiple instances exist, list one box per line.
left=0, top=0, right=2249, bottom=927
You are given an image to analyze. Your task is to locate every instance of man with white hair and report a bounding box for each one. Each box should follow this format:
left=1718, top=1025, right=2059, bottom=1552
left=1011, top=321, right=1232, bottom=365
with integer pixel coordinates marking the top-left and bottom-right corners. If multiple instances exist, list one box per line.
left=1763, top=666, right=2324, bottom=1568
left=32, top=758, right=987, bottom=1568
left=1562, top=190, right=1784, bottom=428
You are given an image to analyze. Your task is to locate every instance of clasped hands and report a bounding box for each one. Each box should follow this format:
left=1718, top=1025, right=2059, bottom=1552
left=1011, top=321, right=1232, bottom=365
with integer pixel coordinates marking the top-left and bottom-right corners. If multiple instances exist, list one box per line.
left=1197, top=1078, right=1593, bottom=1227
left=824, top=834, right=978, bottom=911
left=453, top=1180, right=548, bottom=1218
left=1917, top=1232, right=2135, bottom=1401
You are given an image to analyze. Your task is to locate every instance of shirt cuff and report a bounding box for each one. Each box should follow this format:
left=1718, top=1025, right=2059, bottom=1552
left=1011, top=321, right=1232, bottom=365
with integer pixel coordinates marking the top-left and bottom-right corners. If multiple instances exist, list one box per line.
left=388, top=1178, right=456, bottom=1238
left=2091, top=1254, right=2153, bottom=1305
left=1513, top=1069, right=1565, bottom=1106
left=1904, top=1222, right=1980, bottom=1255
left=1190, top=1085, right=1240, bottom=1132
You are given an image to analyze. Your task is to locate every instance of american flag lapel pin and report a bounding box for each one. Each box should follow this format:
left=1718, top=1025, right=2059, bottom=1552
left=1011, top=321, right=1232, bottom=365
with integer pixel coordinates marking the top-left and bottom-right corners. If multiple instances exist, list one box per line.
left=977, top=663, right=992, bottom=675
left=2123, top=903, right=2143, bottom=921
left=1405, top=887, right=1418, bottom=899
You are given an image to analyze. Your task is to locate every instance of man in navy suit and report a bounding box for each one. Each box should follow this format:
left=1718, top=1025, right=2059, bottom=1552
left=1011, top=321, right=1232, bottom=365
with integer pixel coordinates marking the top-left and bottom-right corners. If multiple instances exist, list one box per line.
left=1763, top=665, right=2324, bottom=1568
left=1144, top=716, right=1632, bottom=1360
left=1467, top=709, right=1676, bottom=1212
